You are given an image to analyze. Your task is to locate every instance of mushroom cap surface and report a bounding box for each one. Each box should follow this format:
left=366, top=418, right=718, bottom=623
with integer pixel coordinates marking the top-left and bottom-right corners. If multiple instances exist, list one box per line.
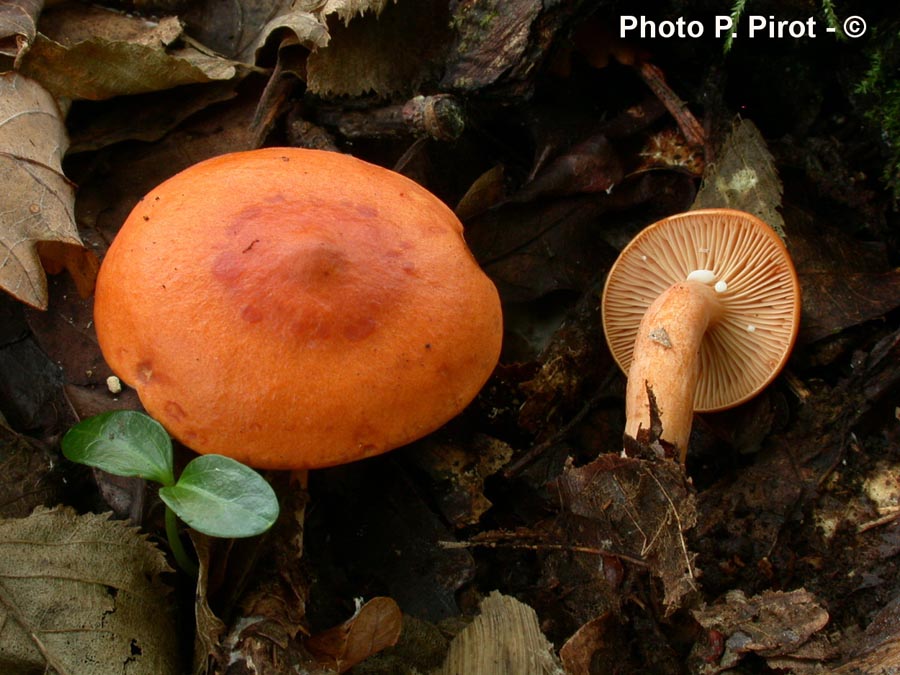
left=601, top=208, right=800, bottom=412
left=94, top=148, right=503, bottom=469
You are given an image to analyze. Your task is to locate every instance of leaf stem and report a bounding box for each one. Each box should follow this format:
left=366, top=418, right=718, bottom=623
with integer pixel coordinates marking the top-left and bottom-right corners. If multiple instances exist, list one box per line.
left=165, top=505, right=199, bottom=577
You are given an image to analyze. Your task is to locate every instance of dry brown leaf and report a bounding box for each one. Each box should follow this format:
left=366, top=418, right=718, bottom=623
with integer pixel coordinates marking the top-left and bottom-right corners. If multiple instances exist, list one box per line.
left=434, top=591, right=563, bottom=675
left=455, top=165, right=506, bottom=222
left=553, top=454, right=699, bottom=613
left=0, top=506, right=179, bottom=675
left=67, top=81, right=241, bottom=154
left=510, top=133, right=624, bottom=202
left=38, top=5, right=183, bottom=47
left=36, top=240, right=98, bottom=300
left=788, top=208, right=900, bottom=343
left=19, top=4, right=243, bottom=101
left=691, top=589, right=830, bottom=674
left=408, top=434, right=514, bottom=528
left=0, top=0, right=41, bottom=67
left=559, top=613, right=625, bottom=675
left=307, top=597, right=403, bottom=673
left=693, top=118, right=786, bottom=238
left=0, top=72, right=81, bottom=310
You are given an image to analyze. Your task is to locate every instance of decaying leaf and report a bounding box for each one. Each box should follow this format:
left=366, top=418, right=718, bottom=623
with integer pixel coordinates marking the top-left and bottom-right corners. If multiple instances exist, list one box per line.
left=307, top=597, right=403, bottom=673
left=0, top=72, right=81, bottom=310
left=433, top=591, right=563, bottom=675
left=0, top=0, right=41, bottom=67
left=307, top=0, right=450, bottom=98
left=183, top=0, right=290, bottom=61
left=693, top=118, right=785, bottom=239
left=553, top=454, right=699, bottom=612
left=0, top=506, right=179, bottom=675
left=691, top=589, right=830, bottom=674
left=19, top=3, right=245, bottom=101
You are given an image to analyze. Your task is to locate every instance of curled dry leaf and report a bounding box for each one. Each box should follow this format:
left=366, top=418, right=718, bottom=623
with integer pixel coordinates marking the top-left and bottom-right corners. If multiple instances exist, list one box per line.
left=306, top=597, right=403, bottom=673
left=455, top=165, right=506, bottom=222
left=189, top=534, right=227, bottom=675
left=249, top=9, right=329, bottom=62
left=0, top=0, right=41, bottom=67
left=0, top=72, right=82, bottom=310
left=0, top=506, right=179, bottom=675
left=183, top=0, right=294, bottom=62
left=19, top=3, right=245, bottom=101
left=559, top=613, right=625, bottom=675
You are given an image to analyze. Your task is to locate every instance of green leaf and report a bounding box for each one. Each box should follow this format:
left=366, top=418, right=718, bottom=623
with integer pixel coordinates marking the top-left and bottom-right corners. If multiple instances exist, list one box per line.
left=159, top=455, right=279, bottom=538
left=61, top=410, right=175, bottom=486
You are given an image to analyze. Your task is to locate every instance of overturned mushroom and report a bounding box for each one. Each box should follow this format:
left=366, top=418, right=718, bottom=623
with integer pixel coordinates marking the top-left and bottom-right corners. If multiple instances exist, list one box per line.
left=601, top=208, right=801, bottom=461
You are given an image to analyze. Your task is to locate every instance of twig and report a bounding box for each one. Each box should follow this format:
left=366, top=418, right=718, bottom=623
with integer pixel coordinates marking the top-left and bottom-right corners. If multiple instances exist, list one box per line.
left=633, top=61, right=705, bottom=148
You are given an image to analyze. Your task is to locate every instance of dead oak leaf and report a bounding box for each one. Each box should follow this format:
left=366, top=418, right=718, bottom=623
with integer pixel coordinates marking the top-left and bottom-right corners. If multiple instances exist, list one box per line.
left=0, top=72, right=82, bottom=310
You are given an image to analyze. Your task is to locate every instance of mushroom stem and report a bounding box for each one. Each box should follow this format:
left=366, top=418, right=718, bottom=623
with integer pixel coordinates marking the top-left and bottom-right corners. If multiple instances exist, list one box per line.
left=625, top=280, right=723, bottom=461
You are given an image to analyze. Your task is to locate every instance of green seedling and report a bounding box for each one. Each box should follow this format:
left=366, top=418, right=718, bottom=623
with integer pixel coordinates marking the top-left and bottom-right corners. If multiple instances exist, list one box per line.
left=62, top=410, right=280, bottom=575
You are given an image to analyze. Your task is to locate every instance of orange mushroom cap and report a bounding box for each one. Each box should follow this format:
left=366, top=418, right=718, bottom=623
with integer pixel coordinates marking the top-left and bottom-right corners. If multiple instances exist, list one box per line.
left=601, top=208, right=800, bottom=456
left=93, top=148, right=503, bottom=470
